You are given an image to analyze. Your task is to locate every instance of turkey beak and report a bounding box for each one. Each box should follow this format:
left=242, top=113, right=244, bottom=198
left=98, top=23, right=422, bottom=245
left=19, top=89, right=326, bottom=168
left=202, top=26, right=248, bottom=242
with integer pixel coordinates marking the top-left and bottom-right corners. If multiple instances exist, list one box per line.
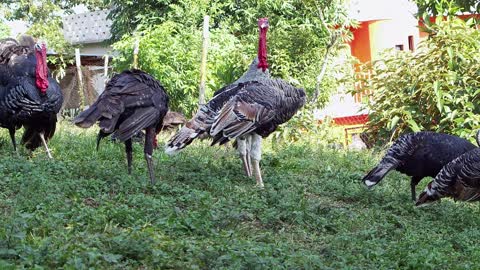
left=415, top=191, right=428, bottom=206
left=415, top=191, right=439, bottom=207
left=260, top=21, right=269, bottom=29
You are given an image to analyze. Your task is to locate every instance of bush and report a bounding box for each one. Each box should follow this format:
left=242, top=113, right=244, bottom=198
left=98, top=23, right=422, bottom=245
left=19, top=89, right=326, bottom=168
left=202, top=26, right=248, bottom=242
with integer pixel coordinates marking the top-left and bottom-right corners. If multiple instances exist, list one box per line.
left=112, top=22, right=252, bottom=116
left=357, top=18, right=480, bottom=144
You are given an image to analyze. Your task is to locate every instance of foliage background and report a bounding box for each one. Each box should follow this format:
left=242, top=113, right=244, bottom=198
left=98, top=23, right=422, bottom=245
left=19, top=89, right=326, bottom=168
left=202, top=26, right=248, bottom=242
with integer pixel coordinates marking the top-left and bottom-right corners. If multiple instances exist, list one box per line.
left=0, top=21, right=10, bottom=39
left=108, top=0, right=357, bottom=116
left=0, top=1, right=107, bottom=77
left=356, top=18, right=480, bottom=144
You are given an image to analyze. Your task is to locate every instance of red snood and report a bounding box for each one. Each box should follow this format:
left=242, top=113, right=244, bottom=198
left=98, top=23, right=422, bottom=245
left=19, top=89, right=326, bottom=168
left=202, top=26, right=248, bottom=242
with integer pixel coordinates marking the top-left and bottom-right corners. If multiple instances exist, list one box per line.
left=257, top=26, right=269, bottom=71
left=35, top=44, right=49, bottom=94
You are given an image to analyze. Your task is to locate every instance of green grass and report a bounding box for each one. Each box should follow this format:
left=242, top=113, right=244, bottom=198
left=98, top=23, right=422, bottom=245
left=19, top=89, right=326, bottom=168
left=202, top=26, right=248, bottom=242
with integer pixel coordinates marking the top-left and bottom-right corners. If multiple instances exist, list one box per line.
left=1, top=122, right=480, bottom=269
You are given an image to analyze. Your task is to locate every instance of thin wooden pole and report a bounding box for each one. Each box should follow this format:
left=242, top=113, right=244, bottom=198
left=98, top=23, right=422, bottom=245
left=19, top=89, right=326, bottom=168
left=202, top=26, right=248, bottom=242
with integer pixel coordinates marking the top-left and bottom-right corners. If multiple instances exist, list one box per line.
left=75, top=48, right=85, bottom=108
left=103, top=54, right=109, bottom=86
left=133, top=38, right=140, bottom=69
left=198, top=15, right=210, bottom=107
left=104, top=54, right=109, bottom=77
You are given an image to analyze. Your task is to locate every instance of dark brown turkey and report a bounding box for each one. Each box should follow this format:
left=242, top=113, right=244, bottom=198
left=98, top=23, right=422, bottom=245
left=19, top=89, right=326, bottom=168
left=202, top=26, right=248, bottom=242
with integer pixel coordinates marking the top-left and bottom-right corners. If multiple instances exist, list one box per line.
left=0, top=36, right=63, bottom=157
left=166, top=18, right=306, bottom=188
left=416, top=147, right=480, bottom=206
left=73, top=69, right=169, bottom=184
left=363, top=131, right=477, bottom=201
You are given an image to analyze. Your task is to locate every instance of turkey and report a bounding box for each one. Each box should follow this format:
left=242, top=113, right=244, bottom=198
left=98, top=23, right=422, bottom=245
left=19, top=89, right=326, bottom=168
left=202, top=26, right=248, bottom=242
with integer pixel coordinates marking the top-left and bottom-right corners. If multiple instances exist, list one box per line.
left=73, top=69, right=169, bottom=184
left=0, top=36, right=63, bottom=158
left=104, top=110, right=185, bottom=146
left=416, top=147, right=480, bottom=206
left=363, top=131, right=477, bottom=201
left=166, top=18, right=306, bottom=188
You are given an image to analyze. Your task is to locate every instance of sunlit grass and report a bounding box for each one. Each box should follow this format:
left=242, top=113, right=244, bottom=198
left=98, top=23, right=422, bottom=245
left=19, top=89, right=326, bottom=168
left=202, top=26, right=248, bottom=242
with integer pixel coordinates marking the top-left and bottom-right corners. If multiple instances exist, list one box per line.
left=0, top=121, right=479, bottom=269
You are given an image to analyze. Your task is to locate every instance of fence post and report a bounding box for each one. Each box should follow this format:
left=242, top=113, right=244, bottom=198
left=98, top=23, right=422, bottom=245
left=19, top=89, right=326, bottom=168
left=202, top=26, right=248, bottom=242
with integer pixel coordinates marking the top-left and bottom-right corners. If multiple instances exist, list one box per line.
left=133, top=37, right=140, bottom=69
left=75, top=48, right=85, bottom=108
left=198, top=15, right=210, bottom=107
left=103, top=54, right=109, bottom=86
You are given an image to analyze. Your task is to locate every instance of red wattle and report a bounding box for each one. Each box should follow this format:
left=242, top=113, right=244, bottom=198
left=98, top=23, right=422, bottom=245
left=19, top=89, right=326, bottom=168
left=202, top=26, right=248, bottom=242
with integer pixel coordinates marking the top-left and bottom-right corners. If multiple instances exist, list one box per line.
left=35, top=44, right=49, bottom=94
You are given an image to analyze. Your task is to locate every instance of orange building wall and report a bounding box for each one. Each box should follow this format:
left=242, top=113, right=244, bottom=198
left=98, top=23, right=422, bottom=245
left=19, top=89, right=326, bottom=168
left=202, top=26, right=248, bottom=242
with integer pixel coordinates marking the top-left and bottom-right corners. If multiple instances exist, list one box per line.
left=368, top=20, right=383, bottom=61
left=349, top=21, right=372, bottom=63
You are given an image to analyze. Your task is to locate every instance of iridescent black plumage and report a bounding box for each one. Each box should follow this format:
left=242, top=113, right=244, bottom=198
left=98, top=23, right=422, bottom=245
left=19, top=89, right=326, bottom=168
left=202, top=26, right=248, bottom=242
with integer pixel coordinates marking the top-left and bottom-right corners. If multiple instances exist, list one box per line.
left=0, top=37, right=63, bottom=154
left=416, top=147, right=480, bottom=206
left=166, top=17, right=305, bottom=188
left=73, top=69, right=169, bottom=184
left=166, top=78, right=305, bottom=151
left=363, top=131, right=476, bottom=201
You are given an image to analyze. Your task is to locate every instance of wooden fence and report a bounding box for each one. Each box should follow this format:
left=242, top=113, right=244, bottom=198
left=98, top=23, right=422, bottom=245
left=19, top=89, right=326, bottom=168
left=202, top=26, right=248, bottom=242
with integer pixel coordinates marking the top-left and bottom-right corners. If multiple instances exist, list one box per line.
left=353, top=71, right=373, bottom=103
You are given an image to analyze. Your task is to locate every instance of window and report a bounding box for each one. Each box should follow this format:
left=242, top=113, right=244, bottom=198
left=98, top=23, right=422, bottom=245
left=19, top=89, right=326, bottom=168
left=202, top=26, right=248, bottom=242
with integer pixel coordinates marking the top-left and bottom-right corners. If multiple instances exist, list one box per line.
left=408, top=36, right=414, bottom=51
left=395, top=44, right=404, bottom=51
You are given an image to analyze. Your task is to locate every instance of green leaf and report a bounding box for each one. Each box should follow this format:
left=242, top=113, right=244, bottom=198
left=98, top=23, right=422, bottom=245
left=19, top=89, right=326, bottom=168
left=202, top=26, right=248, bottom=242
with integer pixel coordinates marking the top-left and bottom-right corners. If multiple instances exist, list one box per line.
left=433, top=80, right=443, bottom=113
left=389, top=116, right=401, bottom=130
left=406, top=119, right=421, bottom=132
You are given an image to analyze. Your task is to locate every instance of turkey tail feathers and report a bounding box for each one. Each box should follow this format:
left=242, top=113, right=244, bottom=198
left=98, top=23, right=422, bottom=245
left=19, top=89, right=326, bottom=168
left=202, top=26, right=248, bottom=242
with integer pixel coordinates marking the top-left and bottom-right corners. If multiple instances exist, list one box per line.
left=165, top=123, right=203, bottom=155
left=73, top=105, right=102, bottom=128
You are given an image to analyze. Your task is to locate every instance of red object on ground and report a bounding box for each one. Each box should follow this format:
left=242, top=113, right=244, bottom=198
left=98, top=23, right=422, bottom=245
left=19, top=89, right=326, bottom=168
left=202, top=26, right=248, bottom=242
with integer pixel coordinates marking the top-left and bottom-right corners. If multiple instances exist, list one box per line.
left=332, top=114, right=369, bottom=126
left=35, top=44, right=49, bottom=94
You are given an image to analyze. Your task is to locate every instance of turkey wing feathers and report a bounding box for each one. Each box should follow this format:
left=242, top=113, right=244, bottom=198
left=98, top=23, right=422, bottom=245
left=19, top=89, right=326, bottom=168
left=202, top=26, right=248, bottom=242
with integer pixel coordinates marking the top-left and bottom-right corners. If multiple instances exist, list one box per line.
left=112, top=107, right=160, bottom=142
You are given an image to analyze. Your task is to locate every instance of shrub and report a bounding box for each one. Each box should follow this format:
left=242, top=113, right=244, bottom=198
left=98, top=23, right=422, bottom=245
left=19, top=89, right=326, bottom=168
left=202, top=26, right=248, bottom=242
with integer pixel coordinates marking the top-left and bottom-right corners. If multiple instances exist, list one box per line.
left=112, top=22, right=251, bottom=116
left=356, top=18, right=480, bottom=144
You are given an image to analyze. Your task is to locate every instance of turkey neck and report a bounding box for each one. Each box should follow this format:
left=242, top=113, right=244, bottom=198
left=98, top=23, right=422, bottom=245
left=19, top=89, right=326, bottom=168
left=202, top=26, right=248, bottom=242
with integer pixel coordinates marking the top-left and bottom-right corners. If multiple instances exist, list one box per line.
left=257, top=22, right=268, bottom=71
left=35, top=44, right=49, bottom=94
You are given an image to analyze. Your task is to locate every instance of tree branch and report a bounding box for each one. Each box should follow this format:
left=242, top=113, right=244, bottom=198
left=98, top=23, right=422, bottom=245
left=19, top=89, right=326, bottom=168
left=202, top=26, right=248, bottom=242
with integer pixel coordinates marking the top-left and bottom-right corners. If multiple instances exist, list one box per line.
left=310, top=2, right=340, bottom=104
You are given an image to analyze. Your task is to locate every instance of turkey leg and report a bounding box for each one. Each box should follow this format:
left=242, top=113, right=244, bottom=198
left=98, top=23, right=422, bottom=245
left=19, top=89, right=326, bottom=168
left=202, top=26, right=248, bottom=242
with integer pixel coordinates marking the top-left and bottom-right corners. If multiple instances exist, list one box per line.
left=410, top=176, right=422, bottom=201
left=8, top=127, right=16, bottom=152
left=144, top=127, right=156, bottom=185
left=246, top=135, right=252, bottom=177
left=125, top=138, right=133, bottom=174
left=237, top=137, right=252, bottom=177
left=39, top=132, right=53, bottom=159
left=250, top=134, right=264, bottom=188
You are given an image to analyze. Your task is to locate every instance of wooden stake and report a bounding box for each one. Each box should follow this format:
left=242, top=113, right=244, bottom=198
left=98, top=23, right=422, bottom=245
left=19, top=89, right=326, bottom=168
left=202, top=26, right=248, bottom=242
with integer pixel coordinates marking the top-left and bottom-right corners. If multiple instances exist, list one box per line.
left=133, top=38, right=140, bottom=69
left=198, top=15, right=210, bottom=107
left=103, top=54, right=109, bottom=86
left=75, top=48, right=85, bottom=108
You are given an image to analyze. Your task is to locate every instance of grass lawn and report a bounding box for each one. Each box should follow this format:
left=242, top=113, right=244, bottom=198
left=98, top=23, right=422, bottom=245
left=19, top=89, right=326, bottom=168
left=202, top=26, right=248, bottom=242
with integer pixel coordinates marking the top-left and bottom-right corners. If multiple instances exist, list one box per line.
left=1, top=122, right=480, bottom=269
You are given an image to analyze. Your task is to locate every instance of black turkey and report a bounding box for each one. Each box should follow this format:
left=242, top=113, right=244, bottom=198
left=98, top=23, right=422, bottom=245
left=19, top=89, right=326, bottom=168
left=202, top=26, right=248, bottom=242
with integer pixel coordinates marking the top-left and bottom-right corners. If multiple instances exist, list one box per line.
left=0, top=36, right=63, bottom=158
left=363, top=131, right=477, bottom=201
left=416, top=147, right=480, bottom=206
left=73, top=69, right=169, bottom=184
left=166, top=19, right=306, bottom=188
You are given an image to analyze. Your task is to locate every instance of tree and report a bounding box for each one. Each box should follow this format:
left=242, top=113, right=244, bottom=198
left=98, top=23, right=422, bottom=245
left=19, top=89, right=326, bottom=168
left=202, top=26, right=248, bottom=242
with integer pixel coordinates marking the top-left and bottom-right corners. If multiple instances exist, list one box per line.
left=108, top=0, right=358, bottom=115
left=414, top=0, right=480, bottom=17
left=0, top=21, right=10, bottom=39
left=356, top=18, right=480, bottom=145
left=0, top=1, right=106, bottom=74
